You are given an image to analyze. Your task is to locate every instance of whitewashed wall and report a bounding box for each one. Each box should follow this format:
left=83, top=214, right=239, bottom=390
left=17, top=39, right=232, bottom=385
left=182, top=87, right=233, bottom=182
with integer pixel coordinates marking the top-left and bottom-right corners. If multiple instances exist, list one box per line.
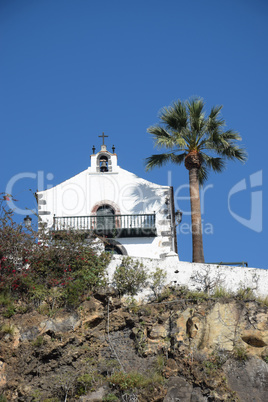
left=38, top=164, right=176, bottom=259
left=108, top=255, right=268, bottom=298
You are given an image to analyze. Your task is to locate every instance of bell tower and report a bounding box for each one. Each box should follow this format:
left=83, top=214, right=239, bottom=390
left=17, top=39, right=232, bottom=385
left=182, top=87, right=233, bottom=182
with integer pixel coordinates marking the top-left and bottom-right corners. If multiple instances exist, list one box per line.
left=89, top=133, right=118, bottom=173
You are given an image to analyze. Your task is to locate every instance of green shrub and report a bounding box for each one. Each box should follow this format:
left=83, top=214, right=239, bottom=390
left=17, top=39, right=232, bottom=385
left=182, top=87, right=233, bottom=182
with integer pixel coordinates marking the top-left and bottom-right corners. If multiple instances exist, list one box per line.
left=236, top=287, right=254, bottom=300
left=112, top=257, right=148, bottom=297
left=257, top=296, right=268, bottom=307
left=102, top=394, right=119, bottom=401
left=233, top=346, right=248, bottom=361
left=2, top=304, right=16, bottom=318
left=262, top=355, right=268, bottom=364
left=185, top=290, right=208, bottom=301
left=153, top=354, right=166, bottom=375
left=145, top=372, right=165, bottom=387
left=213, top=287, right=233, bottom=298
left=43, top=399, right=60, bottom=402
left=108, top=370, right=165, bottom=393
left=157, top=286, right=172, bottom=301
left=203, top=360, right=218, bottom=374
left=76, top=373, right=94, bottom=396
left=103, top=359, right=121, bottom=375
left=0, top=293, right=13, bottom=306
left=32, top=336, right=44, bottom=347
left=0, top=194, right=110, bottom=309
left=0, top=324, right=15, bottom=335
left=16, top=304, right=31, bottom=314
left=109, top=371, right=146, bottom=391
left=150, top=267, right=167, bottom=298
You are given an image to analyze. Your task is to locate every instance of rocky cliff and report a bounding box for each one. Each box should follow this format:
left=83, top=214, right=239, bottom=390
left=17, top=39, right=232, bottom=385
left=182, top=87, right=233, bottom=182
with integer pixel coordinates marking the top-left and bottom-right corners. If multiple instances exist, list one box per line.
left=0, top=288, right=268, bottom=401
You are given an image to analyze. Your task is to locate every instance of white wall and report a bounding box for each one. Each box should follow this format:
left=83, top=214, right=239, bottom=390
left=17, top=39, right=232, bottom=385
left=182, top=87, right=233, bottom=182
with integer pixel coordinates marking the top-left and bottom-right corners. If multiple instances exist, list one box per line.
left=108, top=255, right=268, bottom=298
left=38, top=165, right=177, bottom=259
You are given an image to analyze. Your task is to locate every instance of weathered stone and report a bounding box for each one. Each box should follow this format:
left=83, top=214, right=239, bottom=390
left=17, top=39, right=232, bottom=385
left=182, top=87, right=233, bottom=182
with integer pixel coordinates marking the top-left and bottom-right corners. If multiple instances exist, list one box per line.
left=40, top=312, right=81, bottom=333
left=20, top=326, right=39, bottom=341
left=164, top=376, right=193, bottom=402
left=158, top=312, right=170, bottom=324
left=0, top=360, right=6, bottom=388
left=1, top=296, right=268, bottom=401
left=163, top=358, right=178, bottom=378
left=223, top=357, right=268, bottom=402
left=149, top=325, right=168, bottom=340
left=83, top=312, right=104, bottom=329
left=169, top=302, right=268, bottom=358
left=107, top=311, right=126, bottom=332
left=81, top=298, right=103, bottom=313
left=191, top=388, right=207, bottom=401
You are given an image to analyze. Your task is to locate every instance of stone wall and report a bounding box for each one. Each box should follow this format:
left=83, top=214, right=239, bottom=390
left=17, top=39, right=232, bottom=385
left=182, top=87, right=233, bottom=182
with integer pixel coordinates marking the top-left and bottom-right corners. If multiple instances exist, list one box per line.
left=108, top=255, right=268, bottom=298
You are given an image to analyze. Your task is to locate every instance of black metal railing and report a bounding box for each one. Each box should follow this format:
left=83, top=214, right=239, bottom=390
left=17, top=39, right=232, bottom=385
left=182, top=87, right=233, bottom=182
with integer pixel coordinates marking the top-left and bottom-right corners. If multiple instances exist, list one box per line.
left=53, top=213, right=156, bottom=238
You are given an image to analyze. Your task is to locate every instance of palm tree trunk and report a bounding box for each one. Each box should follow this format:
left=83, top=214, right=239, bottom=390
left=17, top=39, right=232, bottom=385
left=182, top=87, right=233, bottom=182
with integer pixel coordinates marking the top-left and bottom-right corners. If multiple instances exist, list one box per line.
left=188, top=167, right=205, bottom=263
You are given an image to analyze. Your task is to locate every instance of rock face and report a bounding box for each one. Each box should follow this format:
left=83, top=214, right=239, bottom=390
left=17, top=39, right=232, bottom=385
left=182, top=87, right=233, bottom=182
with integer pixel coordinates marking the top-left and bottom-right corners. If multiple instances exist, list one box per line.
left=0, top=295, right=267, bottom=401
left=223, top=357, right=268, bottom=402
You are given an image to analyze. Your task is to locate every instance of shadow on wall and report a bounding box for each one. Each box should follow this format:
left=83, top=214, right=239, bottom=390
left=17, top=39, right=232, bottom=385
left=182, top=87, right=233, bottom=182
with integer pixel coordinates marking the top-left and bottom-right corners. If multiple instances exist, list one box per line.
left=129, top=183, right=168, bottom=214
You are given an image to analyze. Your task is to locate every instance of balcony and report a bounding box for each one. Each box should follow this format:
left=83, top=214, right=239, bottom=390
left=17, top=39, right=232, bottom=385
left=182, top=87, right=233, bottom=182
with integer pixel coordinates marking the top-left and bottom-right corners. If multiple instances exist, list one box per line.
left=53, top=213, right=157, bottom=238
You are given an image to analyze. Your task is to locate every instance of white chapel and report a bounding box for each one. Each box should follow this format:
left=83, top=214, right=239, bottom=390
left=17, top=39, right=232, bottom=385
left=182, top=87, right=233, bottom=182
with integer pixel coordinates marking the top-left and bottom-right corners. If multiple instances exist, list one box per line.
left=37, top=135, right=179, bottom=259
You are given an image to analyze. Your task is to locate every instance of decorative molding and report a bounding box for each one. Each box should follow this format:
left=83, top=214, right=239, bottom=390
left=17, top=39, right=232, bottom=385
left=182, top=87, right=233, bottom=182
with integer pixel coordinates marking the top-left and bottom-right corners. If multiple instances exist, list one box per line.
left=91, top=200, right=121, bottom=215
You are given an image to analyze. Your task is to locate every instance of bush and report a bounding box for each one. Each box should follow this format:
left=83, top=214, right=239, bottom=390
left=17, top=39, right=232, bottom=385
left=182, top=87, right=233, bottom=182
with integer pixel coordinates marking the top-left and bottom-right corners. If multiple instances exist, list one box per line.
left=32, top=336, right=44, bottom=347
left=0, top=293, right=13, bottom=306
left=213, top=287, right=233, bottom=298
left=0, top=323, right=15, bottom=336
left=257, top=296, right=268, bottom=307
left=236, top=287, right=255, bottom=300
left=153, top=354, right=166, bottom=375
left=233, top=346, right=248, bottom=361
left=112, top=257, right=148, bottom=297
left=108, top=371, right=146, bottom=391
left=150, top=267, right=167, bottom=298
left=108, top=370, right=164, bottom=393
left=0, top=193, right=110, bottom=309
left=262, top=355, right=268, bottom=364
left=3, top=305, right=16, bottom=318
left=102, top=393, right=119, bottom=401
left=76, top=373, right=93, bottom=396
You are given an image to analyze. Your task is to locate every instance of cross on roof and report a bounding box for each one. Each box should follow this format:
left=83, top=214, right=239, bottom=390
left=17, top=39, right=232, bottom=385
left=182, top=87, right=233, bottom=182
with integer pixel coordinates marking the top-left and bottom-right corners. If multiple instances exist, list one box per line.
left=99, top=132, right=108, bottom=145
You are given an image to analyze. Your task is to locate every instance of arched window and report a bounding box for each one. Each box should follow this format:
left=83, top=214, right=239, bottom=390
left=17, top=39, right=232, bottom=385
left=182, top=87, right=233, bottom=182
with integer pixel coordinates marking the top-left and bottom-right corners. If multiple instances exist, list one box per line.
left=104, top=240, right=127, bottom=255
left=96, top=205, right=115, bottom=232
left=105, top=243, right=123, bottom=255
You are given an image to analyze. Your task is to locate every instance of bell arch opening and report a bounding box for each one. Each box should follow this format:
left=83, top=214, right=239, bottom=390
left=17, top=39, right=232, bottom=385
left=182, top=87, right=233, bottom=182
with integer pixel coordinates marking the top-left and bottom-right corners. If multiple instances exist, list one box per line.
left=96, top=153, right=111, bottom=172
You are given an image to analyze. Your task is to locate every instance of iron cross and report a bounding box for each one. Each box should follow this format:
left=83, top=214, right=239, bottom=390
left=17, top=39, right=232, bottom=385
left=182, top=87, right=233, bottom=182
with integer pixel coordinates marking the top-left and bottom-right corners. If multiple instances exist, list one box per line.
left=99, top=132, right=108, bottom=145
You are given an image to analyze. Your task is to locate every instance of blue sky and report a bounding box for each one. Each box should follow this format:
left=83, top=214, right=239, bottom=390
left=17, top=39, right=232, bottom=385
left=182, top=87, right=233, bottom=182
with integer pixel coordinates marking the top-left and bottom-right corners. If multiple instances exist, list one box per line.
left=1, top=0, right=267, bottom=268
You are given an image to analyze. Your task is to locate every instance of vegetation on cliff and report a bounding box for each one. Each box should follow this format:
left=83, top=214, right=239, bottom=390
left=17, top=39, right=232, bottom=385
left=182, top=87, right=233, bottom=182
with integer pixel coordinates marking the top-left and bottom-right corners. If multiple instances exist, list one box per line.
left=0, top=195, right=267, bottom=401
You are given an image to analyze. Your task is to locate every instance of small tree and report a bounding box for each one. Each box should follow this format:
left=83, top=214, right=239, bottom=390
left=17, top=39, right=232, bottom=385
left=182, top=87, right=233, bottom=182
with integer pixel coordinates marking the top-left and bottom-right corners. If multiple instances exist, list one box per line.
left=150, top=267, right=167, bottom=298
left=112, top=257, right=148, bottom=297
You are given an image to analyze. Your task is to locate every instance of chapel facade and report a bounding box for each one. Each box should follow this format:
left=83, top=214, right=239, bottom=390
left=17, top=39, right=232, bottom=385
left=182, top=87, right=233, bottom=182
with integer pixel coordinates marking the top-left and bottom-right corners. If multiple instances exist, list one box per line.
left=37, top=137, right=179, bottom=259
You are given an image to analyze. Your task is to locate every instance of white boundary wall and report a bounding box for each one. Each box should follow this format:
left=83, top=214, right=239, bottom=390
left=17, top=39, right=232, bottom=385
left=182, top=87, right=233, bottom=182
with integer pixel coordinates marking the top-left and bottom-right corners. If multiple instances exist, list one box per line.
left=108, top=255, right=268, bottom=298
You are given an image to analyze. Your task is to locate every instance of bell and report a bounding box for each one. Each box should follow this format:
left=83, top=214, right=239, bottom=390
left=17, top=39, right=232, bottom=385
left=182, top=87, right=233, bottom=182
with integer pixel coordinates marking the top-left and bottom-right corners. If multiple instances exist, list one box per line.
left=100, top=160, right=108, bottom=172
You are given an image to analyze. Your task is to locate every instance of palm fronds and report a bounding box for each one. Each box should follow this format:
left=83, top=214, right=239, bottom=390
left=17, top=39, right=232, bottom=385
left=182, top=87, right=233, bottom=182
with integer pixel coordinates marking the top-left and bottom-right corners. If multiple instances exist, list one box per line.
left=146, top=97, right=247, bottom=182
left=145, top=152, right=187, bottom=171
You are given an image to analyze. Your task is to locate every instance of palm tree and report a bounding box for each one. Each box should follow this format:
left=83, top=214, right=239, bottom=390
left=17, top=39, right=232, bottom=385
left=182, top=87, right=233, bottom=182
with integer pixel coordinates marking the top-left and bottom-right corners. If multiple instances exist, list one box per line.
left=146, top=97, right=247, bottom=263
